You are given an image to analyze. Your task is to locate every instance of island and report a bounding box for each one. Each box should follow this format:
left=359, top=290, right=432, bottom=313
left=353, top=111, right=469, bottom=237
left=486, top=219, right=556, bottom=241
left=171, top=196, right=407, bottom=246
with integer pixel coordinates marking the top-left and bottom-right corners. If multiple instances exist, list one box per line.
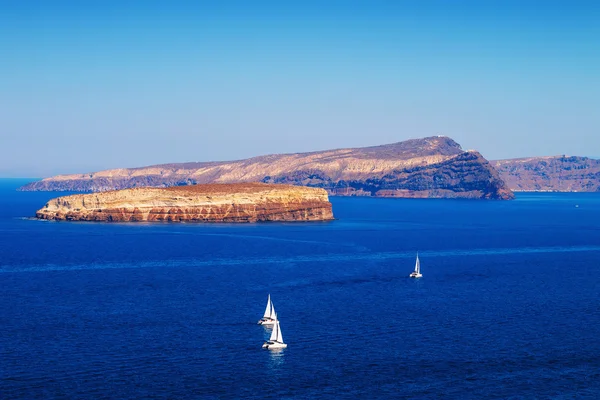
left=35, top=183, right=334, bottom=223
left=491, top=156, right=600, bottom=192
left=21, top=137, right=514, bottom=200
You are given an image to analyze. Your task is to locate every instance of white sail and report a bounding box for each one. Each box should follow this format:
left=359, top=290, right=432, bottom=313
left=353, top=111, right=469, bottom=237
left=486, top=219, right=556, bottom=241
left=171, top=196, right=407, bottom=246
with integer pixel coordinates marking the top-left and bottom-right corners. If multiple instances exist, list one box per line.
left=269, top=302, right=276, bottom=319
left=415, top=254, right=420, bottom=274
left=262, top=294, right=272, bottom=319
left=276, top=321, right=284, bottom=344
left=269, top=319, right=279, bottom=341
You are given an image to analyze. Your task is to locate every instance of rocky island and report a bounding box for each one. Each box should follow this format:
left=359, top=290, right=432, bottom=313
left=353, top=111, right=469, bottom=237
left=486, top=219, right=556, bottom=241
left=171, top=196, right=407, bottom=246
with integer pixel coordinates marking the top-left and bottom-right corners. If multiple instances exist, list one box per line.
left=35, top=183, right=334, bottom=222
left=491, top=156, right=600, bottom=192
left=22, top=136, right=514, bottom=200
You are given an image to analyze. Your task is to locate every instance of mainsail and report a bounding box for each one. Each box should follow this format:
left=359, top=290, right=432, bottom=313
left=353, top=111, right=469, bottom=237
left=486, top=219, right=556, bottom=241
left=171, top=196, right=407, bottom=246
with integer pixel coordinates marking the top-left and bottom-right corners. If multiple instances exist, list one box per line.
left=276, top=321, right=284, bottom=344
left=415, top=254, right=420, bottom=274
left=263, top=294, right=272, bottom=319
left=269, top=315, right=280, bottom=342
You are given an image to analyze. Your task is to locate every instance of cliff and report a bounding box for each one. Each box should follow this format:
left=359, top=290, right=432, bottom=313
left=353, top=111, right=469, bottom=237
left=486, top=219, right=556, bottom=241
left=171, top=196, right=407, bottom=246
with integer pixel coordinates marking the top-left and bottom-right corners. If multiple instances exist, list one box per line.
left=35, top=183, right=334, bottom=222
left=491, top=156, right=600, bottom=192
left=22, top=136, right=514, bottom=200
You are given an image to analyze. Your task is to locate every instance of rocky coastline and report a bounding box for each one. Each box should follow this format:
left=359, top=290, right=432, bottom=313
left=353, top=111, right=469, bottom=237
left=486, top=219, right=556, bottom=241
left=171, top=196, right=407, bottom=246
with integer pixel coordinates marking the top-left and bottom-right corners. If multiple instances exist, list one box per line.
left=35, top=183, right=334, bottom=223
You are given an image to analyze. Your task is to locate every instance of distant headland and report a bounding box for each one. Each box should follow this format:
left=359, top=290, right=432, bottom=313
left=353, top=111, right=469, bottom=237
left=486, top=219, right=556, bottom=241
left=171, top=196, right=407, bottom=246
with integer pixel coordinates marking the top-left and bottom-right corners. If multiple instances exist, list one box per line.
left=35, top=183, right=334, bottom=223
left=21, top=136, right=514, bottom=200
left=491, top=156, right=600, bottom=192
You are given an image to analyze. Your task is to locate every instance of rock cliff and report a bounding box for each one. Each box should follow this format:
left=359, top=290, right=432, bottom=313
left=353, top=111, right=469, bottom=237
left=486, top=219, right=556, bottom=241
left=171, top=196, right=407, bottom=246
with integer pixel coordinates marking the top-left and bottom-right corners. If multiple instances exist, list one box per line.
left=22, top=136, right=514, bottom=200
left=491, top=156, right=600, bottom=192
left=35, top=183, right=334, bottom=222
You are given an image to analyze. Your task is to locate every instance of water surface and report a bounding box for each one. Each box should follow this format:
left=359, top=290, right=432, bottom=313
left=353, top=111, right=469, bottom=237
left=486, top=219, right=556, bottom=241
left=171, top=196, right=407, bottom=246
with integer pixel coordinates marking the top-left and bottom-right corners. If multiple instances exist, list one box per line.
left=1, top=180, right=599, bottom=398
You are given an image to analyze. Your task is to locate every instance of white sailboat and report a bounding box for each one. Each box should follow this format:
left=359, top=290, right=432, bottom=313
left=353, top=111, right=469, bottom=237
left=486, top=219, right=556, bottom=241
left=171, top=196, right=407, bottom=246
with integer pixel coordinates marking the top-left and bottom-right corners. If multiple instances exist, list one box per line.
left=257, top=294, right=277, bottom=325
left=262, top=313, right=287, bottom=349
left=409, top=253, right=423, bottom=278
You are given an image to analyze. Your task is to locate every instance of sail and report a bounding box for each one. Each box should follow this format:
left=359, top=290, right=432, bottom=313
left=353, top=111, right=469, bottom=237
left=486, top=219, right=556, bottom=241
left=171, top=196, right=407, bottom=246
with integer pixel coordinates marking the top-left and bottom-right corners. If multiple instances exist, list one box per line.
left=276, top=321, right=284, bottom=344
left=262, top=294, right=272, bottom=319
left=415, top=254, right=420, bottom=274
left=270, top=303, right=276, bottom=319
left=269, top=319, right=279, bottom=341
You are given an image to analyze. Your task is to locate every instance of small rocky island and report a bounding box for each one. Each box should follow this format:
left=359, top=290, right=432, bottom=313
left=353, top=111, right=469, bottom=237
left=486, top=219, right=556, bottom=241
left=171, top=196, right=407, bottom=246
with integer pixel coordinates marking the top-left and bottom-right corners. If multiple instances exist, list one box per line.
left=36, top=183, right=334, bottom=222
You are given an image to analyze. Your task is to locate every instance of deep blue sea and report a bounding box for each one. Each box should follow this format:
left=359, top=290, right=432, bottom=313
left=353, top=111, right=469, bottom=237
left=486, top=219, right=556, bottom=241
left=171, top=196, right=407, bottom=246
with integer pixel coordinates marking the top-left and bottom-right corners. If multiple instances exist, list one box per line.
left=1, top=178, right=600, bottom=399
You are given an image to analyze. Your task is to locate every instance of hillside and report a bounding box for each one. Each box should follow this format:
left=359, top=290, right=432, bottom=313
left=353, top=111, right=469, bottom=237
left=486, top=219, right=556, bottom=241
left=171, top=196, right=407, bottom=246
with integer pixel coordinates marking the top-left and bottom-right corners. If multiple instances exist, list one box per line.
left=491, top=156, right=600, bottom=192
left=21, top=136, right=514, bottom=200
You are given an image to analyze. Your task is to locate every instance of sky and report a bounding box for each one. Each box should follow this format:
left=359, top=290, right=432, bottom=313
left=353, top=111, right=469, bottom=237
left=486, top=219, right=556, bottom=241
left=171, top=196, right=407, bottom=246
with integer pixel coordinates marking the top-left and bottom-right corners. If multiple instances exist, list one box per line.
left=1, top=0, right=599, bottom=177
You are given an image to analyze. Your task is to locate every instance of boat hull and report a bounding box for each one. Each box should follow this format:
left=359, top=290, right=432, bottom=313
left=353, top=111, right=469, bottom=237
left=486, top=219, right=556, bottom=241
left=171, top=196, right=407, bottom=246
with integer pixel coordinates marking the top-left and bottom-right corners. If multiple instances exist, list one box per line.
left=263, top=341, right=287, bottom=350
left=409, top=272, right=423, bottom=278
left=258, top=318, right=275, bottom=326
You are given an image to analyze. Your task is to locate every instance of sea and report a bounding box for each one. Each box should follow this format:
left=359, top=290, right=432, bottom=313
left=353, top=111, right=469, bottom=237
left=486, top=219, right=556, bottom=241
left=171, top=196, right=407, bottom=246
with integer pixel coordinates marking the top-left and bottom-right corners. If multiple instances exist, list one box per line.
left=1, top=178, right=599, bottom=399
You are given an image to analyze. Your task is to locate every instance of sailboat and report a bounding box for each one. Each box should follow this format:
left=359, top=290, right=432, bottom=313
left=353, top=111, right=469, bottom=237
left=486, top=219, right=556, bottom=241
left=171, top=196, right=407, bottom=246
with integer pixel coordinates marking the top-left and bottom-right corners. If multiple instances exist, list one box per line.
left=409, top=253, right=423, bottom=278
left=262, top=313, right=287, bottom=349
left=257, top=294, right=277, bottom=326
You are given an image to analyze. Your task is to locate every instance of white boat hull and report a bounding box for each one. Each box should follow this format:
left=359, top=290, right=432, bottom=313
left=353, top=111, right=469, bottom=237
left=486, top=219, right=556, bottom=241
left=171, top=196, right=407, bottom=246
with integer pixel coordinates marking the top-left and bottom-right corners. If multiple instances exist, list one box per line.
left=409, top=272, right=423, bottom=278
left=263, top=341, right=287, bottom=350
left=258, top=318, right=275, bottom=326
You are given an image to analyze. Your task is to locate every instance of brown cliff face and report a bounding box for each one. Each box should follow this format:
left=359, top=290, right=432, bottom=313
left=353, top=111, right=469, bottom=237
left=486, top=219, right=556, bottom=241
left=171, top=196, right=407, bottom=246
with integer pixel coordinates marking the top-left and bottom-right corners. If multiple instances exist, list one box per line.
left=22, top=136, right=514, bottom=200
left=267, top=150, right=514, bottom=200
left=491, top=156, right=600, bottom=192
left=35, top=183, right=334, bottom=223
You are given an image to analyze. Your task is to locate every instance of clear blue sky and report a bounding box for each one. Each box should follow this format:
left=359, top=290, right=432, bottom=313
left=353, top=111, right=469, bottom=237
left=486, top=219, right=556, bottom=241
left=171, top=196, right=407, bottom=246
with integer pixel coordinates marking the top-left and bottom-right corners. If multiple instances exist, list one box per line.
left=1, top=0, right=598, bottom=177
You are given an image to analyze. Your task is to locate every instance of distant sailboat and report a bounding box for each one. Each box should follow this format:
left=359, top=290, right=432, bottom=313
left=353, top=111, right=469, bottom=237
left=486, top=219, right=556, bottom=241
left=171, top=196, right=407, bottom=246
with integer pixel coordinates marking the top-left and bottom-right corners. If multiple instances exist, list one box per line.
left=258, top=294, right=276, bottom=325
left=409, top=253, right=423, bottom=278
left=262, top=313, right=287, bottom=349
